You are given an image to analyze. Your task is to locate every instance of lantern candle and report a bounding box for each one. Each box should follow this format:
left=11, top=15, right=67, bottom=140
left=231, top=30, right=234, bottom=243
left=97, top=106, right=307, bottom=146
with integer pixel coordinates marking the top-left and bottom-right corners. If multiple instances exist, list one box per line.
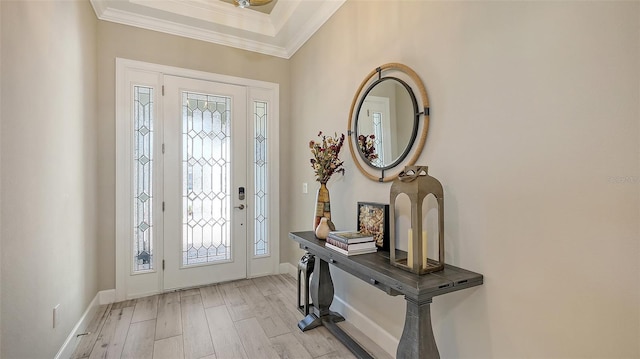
left=422, top=230, right=427, bottom=269
left=407, top=229, right=413, bottom=268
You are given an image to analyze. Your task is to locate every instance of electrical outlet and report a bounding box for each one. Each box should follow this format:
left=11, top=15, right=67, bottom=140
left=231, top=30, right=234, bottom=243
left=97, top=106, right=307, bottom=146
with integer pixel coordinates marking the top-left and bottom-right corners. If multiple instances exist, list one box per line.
left=302, top=182, right=308, bottom=194
left=53, top=304, right=60, bottom=328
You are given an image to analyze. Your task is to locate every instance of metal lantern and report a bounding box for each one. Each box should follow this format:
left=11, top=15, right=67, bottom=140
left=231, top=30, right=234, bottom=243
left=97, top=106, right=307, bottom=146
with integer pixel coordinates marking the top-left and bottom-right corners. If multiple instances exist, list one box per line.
left=389, top=166, right=444, bottom=274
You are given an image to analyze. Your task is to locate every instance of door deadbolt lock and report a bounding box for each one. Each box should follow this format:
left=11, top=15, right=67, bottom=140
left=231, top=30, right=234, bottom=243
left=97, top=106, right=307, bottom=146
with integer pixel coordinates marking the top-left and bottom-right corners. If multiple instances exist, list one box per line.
left=238, top=187, right=245, bottom=200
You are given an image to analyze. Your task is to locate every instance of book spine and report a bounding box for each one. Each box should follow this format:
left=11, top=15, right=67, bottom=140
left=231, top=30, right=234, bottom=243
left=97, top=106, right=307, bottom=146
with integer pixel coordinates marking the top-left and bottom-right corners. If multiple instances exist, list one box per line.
left=326, top=234, right=349, bottom=244
left=325, top=243, right=348, bottom=255
left=325, top=237, right=349, bottom=250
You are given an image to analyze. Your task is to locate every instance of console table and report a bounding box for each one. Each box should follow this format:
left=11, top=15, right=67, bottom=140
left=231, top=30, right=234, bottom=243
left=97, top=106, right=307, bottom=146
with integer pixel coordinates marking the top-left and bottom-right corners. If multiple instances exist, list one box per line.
left=290, top=231, right=483, bottom=359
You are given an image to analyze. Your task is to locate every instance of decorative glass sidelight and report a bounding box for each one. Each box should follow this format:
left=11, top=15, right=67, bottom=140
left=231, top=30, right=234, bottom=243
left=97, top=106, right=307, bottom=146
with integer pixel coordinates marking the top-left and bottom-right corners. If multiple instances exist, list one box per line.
left=133, top=86, right=154, bottom=272
left=372, top=112, right=384, bottom=167
left=182, top=92, right=232, bottom=265
left=254, top=101, right=269, bottom=256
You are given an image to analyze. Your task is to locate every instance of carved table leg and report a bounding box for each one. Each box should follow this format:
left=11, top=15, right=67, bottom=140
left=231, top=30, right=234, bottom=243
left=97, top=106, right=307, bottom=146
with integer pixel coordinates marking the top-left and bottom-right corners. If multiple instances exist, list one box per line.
left=397, top=297, right=439, bottom=359
left=298, top=259, right=344, bottom=331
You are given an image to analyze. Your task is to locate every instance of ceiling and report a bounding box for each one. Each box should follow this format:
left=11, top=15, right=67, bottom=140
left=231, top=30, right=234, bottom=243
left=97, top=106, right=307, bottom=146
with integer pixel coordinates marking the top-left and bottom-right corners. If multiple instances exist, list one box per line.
left=90, top=0, right=346, bottom=59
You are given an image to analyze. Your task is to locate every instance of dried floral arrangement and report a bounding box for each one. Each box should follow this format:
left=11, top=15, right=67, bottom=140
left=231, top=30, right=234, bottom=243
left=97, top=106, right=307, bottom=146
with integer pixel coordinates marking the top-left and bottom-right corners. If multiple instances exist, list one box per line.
left=309, top=131, right=346, bottom=183
left=357, top=134, right=379, bottom=163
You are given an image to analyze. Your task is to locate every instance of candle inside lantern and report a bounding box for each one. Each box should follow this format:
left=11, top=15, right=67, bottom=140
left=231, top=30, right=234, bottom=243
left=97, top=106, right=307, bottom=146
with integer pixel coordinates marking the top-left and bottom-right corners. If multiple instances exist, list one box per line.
left=422, top=230, right=428, bottom=269
left=407, top=229, right=413, bottom=268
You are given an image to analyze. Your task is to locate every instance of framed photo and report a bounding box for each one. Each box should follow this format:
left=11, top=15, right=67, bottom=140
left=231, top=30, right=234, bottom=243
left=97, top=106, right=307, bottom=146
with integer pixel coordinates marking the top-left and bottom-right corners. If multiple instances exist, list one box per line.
left=357, top=202, right=390, bottom=250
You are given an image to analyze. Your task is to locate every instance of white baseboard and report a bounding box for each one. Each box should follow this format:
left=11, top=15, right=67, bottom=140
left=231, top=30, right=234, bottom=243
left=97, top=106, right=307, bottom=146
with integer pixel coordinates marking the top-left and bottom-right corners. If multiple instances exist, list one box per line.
left=279, top=262, right=297, bottom=277
left=331, top=295, right=399, bottom=357
left=99, top=289, right=116, bottom=305
left=54, top=292, right=100, bottom=359
left=279, top=261, right=398, bottom=356
left=55, top=289, right=116, bottom=359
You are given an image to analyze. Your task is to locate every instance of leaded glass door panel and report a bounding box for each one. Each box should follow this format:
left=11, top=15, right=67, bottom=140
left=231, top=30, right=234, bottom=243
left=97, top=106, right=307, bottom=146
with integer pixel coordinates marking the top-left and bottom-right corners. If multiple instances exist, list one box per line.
left=163, top=75, right=247, bottom=290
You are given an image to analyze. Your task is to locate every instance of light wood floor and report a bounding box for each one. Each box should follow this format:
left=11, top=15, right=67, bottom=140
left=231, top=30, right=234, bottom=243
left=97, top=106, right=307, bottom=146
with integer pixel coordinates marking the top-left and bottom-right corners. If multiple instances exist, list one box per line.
left=71, top=274, right=392, bottom=359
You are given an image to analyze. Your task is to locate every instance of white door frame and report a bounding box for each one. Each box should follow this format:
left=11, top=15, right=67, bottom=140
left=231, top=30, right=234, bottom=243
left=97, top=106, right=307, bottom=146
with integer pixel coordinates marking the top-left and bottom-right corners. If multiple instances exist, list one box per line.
left=115, top=58, right=280, bottom=301
left=360, top=96, right=392, bottom=164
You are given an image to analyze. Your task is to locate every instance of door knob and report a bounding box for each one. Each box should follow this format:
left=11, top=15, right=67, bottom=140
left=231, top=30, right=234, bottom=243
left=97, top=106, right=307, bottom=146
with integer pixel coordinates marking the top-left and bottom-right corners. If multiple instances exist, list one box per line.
left=235, top=204, right=245, bottom=210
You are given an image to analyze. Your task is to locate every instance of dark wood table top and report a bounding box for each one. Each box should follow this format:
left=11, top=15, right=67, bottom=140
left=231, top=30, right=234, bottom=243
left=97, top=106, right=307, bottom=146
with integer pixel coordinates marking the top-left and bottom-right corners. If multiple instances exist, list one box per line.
left=290, top=231, right=483, bottom=302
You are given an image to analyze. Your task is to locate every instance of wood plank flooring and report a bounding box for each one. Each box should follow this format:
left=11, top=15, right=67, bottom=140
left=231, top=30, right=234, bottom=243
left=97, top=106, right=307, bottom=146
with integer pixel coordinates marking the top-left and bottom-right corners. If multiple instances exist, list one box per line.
left=72, top=274, right=392, bottom=359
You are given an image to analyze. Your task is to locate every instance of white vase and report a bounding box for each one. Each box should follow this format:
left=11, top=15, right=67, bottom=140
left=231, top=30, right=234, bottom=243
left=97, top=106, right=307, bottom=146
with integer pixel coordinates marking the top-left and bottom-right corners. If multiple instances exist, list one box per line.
left=315, top=217, right=331, bottom=239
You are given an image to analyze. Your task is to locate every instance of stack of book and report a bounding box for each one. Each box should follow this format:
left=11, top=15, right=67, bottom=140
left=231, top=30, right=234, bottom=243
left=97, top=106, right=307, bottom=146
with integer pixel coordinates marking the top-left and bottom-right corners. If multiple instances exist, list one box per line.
left=325, top=231, right=377, bottom=256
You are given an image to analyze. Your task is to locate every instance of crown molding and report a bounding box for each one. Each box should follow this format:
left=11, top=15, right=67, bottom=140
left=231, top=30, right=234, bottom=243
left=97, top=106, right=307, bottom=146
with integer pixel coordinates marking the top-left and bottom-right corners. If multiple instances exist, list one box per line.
left=268, top=0, right=301, bottom=35
left=94, top=4, right=289, bottom=57
left=129, top=0, right=277, bottom=36
left=90, top=0, right=346, bottom=59
left=283, top=0, right=344, bottom=58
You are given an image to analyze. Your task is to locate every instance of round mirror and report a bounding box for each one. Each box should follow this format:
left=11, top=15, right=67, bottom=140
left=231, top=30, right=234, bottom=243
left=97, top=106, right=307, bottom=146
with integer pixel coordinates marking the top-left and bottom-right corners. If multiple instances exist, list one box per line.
left=348, top=63, right=429, bottom=182
left=355, top=77, right=418, bottom=170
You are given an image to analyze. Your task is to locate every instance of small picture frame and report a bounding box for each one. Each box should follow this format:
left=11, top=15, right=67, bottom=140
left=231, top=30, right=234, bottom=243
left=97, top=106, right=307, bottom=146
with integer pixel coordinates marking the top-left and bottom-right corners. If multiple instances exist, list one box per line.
left=357, top=202, right=390, bottom=251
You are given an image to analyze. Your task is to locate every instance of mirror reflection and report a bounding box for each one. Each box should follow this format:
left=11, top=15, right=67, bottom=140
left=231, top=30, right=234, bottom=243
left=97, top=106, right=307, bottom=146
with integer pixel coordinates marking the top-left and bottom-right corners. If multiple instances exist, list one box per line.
left=355, top=78, right=417, bottom=169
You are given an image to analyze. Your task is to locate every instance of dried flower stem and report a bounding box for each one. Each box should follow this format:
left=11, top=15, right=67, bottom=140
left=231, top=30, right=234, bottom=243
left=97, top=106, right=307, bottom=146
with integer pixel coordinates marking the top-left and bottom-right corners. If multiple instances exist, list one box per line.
left=309, top=131, right=346, bottom=183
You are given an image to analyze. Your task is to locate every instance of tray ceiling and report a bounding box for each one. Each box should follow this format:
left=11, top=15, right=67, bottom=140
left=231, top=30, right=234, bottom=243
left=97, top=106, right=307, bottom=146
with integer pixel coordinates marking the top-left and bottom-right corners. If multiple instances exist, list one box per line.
left=90, top=0, right=345, bottom=59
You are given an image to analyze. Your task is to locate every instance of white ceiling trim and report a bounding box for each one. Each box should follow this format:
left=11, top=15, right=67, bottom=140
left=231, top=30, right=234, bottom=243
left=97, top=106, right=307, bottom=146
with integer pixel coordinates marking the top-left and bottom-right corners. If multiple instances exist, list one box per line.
left=282, top=1, right=345, bottom=58
left=129, top=0, right=278, bottom=36
left=268, top=1, right=302, bottom=35
left=93, top=4, right=290, bottom=57
left=90, top=0, right=346, bottom=59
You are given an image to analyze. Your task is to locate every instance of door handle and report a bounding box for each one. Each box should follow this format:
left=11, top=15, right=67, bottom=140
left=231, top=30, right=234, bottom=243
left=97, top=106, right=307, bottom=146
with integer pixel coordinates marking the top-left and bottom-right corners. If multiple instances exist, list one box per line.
left=234, top=204, right=245, bottom=210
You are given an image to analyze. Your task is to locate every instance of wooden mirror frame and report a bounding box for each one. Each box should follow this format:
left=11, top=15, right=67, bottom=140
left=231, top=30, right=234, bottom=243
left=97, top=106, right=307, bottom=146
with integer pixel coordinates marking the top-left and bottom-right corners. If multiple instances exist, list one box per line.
left=348, top=63, right=430, bottom=182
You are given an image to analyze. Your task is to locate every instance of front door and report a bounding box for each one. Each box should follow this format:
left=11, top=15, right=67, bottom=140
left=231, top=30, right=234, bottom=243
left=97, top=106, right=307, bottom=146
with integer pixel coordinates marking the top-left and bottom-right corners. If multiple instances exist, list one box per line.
left=163, top=75, right=248, bottom=290
left=116, top=59, right=280, bottom=301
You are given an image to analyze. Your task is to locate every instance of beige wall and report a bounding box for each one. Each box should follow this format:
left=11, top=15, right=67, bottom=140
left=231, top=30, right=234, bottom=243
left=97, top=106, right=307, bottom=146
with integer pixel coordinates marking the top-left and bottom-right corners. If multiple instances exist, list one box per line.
left=289, top=1, right=640, bottom=357
left=96, top=21, right=291, bottom=290
left=0, top=0, right=637, bottom=357
left=0, top=1, right=98, bottom=357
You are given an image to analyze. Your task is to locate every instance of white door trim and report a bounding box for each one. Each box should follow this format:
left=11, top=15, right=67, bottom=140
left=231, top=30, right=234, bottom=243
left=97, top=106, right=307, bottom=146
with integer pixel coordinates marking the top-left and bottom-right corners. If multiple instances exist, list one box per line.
left=115, top=58, right=280, bottom=301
